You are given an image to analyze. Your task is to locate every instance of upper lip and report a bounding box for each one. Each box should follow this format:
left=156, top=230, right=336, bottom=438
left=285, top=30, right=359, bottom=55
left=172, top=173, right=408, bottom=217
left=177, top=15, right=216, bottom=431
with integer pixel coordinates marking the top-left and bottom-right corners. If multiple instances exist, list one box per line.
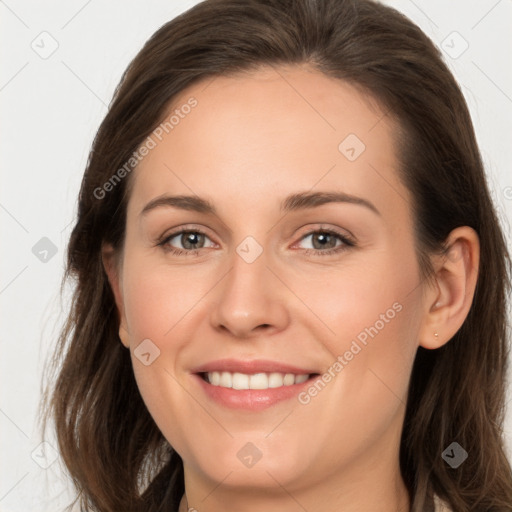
left=190, top=358, right=319, bottom=375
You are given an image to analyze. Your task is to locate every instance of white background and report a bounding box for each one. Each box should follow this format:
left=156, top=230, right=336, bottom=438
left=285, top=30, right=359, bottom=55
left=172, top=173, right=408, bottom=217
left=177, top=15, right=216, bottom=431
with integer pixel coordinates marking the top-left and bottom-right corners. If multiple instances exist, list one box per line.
left=1, top=0, right=511, bottom=510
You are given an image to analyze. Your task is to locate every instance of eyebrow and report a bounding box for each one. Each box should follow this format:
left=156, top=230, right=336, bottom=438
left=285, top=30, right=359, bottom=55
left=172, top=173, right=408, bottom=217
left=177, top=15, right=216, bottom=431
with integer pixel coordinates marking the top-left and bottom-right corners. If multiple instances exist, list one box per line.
left=140, top=191, right=381, bottom=217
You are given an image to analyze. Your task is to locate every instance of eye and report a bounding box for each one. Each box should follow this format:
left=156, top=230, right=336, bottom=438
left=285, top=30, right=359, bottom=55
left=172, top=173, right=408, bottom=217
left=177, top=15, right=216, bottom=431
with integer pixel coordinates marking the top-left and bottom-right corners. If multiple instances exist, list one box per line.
left=158, top=228, right=216, bottom=256
left=157, top=226, right=355, bottom=257
left=295, top=228, right=355, bottom=256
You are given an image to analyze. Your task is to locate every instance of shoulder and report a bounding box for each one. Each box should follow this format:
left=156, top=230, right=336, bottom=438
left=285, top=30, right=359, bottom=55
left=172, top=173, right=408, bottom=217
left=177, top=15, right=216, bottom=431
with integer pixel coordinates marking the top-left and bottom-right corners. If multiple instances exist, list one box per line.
left=433, top=494, right=453, bottom=512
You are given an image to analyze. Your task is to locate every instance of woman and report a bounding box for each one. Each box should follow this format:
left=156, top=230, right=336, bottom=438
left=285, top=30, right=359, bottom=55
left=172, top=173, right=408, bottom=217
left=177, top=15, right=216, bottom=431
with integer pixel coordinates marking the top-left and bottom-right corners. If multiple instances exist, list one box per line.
left=39, top=0, right=512, bottom=510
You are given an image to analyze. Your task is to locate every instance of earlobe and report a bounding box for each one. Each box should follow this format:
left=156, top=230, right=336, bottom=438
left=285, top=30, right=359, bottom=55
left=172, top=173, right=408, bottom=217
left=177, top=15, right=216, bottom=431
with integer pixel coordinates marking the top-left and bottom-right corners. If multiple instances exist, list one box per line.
left=101, top=244, right=130, bottom=349
left=418, top=226, right=480, bottom=350
left=118, top=323, right=130, bottom=348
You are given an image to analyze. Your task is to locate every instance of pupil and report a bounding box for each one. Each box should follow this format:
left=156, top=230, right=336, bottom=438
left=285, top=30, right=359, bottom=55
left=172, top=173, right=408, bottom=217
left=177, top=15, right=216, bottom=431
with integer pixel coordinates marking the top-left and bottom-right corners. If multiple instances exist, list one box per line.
left=183, top=232, right=202, bottom=249
left=313, top=233, right=334, bottom=250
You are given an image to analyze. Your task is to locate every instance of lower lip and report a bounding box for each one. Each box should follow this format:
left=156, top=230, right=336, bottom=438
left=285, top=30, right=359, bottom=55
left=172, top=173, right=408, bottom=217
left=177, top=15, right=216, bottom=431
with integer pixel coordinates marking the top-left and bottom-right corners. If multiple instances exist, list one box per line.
left=193, top=374, right=314, bottom=411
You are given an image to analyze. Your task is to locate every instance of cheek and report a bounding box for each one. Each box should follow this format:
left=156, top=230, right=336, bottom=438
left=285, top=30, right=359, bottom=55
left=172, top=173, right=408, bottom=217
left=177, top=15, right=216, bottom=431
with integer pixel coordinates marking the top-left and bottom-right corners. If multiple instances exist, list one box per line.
left=121, top=256, right=214, bottom=341
left=119, top=262, right=208, bottom=458
left=294, top=250, right=417, bottom=349
left=119, top=256, right=224, bottom=444
left=289, top=265, right=420, bottom=469
left=293, top=248, right=420, bottom=407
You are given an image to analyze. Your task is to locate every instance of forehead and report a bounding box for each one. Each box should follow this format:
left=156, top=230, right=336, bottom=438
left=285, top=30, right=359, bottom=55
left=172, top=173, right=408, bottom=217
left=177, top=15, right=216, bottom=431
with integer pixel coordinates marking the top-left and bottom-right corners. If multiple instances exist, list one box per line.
left=127, top=64, right=410, bottom=225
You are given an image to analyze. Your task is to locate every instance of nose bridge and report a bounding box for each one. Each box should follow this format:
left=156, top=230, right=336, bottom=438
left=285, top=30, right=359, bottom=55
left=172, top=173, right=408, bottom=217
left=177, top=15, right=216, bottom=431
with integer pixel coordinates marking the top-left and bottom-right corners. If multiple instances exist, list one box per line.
left=210, top=235, right=289, bottom=337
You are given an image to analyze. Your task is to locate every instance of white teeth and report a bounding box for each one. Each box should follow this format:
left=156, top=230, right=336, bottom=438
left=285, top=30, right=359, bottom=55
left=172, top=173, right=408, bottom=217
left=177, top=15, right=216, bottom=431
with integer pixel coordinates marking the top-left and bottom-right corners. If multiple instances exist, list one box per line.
left=294, top=374, right=309, bottom=384
left=219, top=371, right=232, bottom=388
left=206, top=371, right=310, bottom=390
left=268, top=372, right=285, bottom=388
left=232, top=372, right=249, bottom=390
left=249, top=373, right=268, bottom=389
left=283, top=373, right=295, bottom=386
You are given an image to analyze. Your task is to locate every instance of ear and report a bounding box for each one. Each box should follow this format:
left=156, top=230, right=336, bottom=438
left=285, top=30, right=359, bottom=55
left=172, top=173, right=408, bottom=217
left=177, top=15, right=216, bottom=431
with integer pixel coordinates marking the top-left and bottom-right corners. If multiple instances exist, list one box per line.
left=418, top=226, right=480, bottom=350
left=102, top=243, right=130, bottom=348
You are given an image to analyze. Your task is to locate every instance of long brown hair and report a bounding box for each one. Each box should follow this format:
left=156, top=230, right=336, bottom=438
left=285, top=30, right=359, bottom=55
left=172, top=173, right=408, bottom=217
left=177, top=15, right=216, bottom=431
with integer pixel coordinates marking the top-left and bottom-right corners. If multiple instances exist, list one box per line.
left=39, top=0, right=512, bottom=510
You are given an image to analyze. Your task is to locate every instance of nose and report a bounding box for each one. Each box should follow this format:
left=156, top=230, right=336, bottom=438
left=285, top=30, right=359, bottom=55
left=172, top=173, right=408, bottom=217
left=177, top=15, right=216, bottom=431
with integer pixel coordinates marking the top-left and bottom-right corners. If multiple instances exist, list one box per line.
left=210, top=246, right=290, bottom=339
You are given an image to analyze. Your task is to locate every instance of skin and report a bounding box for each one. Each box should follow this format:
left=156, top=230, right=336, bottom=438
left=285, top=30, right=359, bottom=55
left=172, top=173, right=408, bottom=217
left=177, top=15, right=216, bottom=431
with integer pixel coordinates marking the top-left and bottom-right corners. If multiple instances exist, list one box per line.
left=103, top=64, right=479, bottom=512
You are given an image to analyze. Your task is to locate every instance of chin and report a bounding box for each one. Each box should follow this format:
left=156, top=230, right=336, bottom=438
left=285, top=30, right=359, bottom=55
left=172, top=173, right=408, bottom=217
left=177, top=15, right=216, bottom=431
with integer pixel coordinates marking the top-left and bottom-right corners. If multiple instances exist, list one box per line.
left=187, top=439, right=309, bottom=488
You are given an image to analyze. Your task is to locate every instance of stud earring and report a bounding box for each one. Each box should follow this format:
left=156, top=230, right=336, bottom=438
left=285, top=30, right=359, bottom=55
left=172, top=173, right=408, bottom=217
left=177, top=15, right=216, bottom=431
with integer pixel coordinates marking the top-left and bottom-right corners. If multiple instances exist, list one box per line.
left=434, top=332, right=439, bottom=339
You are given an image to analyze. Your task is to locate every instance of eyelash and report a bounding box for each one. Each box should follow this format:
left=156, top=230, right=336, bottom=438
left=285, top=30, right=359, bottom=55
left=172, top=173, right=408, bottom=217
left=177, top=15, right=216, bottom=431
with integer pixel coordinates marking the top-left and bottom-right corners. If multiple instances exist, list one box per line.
left=157, top=227, right=356, bottom=257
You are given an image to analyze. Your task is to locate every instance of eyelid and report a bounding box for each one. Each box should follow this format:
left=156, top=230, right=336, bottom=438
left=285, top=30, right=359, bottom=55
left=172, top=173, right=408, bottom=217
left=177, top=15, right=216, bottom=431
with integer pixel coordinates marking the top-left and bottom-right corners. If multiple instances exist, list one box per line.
left=157, top=225, right=217, bottom=248
left=157, top=223, right=356, bottom=255
left=293, top=224, right=355, bottom=244
left=158, top=224, right=215, bottom=241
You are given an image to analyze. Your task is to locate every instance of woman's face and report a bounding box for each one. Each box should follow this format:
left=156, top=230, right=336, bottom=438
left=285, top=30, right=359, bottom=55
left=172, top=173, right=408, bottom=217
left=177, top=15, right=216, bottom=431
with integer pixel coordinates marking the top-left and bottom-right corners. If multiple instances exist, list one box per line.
left=109, top=65, right=428, bottom=503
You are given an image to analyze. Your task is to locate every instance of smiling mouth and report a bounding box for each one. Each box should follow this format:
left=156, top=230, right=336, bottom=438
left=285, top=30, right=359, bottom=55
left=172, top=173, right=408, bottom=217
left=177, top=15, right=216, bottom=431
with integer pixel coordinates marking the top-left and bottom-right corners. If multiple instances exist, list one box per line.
left=199, top=371, right=320, bottom=390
